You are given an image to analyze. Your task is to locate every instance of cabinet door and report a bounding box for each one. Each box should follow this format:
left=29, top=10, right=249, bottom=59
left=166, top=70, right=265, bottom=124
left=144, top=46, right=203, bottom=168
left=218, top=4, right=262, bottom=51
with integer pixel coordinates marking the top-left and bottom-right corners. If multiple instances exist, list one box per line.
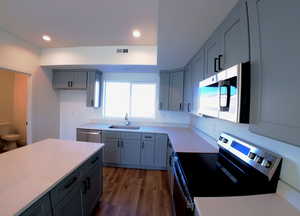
left=191, top=49, right=205, bottom=114
left=219, top=0, right=249, bottom=70
left=248, top=0, right=300, bottom=146
left=72, top=72, right=87, bottom=89
left=120, top=139, right=141, bottom=165
left=53, top=71, right=71, bottom=89
left=84, top=164, right=101, bottom=216
left=86, top=71, right=102, bottom=107
left=204, top=32, right=221, bottom=78
left=53, top=186, right=84, bottom=216
left=169, top=71, right=184, bottom=111
left=140, top=140, right=155, bottom=166
left=183, top=65, right=193, bottom=112
left=103, top=139, right=120, bottom=164
left=154, top=134, right=168, bottom=168
left=20, top=194, right=51, bottom=216
left=159, top=72, right=170, bottom=110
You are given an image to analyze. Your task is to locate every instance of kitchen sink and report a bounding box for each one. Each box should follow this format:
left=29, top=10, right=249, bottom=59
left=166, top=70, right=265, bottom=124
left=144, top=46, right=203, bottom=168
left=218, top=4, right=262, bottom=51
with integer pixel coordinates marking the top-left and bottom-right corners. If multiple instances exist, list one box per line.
left=108, top=125, right=140, bottom=130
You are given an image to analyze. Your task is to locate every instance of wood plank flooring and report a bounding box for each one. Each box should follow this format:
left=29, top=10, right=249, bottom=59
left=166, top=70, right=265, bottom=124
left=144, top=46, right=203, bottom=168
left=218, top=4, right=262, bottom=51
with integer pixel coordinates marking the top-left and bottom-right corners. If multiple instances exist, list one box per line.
left=94, top=167, right=172, bottom=216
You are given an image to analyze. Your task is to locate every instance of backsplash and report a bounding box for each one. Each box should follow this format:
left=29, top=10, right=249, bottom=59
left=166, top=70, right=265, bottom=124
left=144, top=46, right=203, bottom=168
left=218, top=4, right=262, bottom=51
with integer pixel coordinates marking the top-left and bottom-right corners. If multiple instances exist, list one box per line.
left=59, top=90, right=191, bottom=140
left=191, top=115, right=300, bottom=193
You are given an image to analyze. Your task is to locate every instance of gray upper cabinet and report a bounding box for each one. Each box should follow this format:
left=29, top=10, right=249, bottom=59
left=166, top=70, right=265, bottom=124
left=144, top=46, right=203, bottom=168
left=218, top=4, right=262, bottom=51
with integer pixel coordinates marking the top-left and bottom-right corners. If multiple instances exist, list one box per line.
left=159, top=72, right=170, bottom=110
left=203, top=31, right=222, bottom=78
left=169, top=70, right=184, bottom=111
left=159, top=70, right=184, bottom=111
left=191, top=49, right=205, bottom=114
left=183, top=64, right=193, bottom=112
left=219, top=0, right=249, bottom=70
left=53, top=69, right=87, bottom=90
left=248, top=0, right=300, bottom=146
left=86, top=70, right=102, bottom=108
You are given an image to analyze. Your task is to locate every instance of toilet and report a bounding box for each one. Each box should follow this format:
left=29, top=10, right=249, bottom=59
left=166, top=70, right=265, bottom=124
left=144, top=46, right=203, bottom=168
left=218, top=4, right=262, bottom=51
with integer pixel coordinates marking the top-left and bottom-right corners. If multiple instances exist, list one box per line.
left=0, top=122, right=20, bottom=151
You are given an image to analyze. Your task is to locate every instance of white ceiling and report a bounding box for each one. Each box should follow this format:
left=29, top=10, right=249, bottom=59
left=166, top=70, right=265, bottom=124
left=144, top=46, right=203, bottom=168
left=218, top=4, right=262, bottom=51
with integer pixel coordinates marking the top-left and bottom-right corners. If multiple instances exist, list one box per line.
left=0, top=0, right=238, bottom=70
left=157, top=0, right=238, bottom=69
left=0, top=0, right=158, bottom=48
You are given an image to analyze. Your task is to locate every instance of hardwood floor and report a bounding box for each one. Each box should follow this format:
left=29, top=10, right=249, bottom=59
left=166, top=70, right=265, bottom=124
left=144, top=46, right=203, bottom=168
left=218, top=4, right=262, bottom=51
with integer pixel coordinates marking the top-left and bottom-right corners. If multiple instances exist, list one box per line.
left=94, top=167, right=172, bottom=216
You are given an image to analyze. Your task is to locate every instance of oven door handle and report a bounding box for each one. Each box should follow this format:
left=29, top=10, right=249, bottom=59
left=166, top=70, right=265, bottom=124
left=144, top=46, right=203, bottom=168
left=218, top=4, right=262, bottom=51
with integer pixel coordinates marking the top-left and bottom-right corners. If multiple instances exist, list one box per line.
left=173, top=160, right=194, bottom=211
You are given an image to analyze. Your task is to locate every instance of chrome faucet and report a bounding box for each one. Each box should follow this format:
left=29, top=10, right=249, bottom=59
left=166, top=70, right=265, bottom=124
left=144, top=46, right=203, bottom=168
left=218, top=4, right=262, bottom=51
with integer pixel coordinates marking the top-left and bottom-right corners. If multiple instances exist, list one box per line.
left=124, top=113, right=130, bottom=126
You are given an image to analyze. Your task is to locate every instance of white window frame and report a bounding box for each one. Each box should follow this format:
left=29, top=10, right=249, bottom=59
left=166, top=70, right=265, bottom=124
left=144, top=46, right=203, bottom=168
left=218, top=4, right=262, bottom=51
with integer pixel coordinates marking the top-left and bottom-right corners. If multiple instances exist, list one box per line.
left=102, top=80, right=157, bottom=120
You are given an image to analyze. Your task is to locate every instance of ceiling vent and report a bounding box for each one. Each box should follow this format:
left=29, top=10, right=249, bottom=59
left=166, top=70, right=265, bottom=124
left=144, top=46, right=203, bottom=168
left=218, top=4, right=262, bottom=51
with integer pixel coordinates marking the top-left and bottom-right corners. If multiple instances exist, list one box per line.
left=116, top=48, right=129, bottom=54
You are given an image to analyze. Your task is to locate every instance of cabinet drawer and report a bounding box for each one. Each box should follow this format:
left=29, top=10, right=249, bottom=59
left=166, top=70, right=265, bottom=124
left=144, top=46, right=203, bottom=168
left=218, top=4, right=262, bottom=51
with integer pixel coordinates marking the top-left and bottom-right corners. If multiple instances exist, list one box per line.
left=50, top=169, right=81, bottom=205
left=142, top=133, right=155, bottom=141
left=102, top=131, right=120, bottom=139
left=121, top=132, right=141, bottom=140
left=20, top=194, right=51, bottom=216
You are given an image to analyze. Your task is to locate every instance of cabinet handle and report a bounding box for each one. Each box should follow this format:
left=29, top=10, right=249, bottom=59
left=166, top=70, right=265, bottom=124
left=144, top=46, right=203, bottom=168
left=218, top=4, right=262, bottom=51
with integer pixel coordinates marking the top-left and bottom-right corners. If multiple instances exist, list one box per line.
left=142, top=141, right=144, bottom=149
left=67, top=81, right=70, bottom=87
left=82, top=180, right=88, bottom=194
left=64, top=177, right=77, bottom=189
left=87, top=177, right=91, bottom=190
left=91, top=99, right=94, bottom=107
left=218, top=55, right=223, bottom=71
left=117, top=140, right=120, bottom=148
left=159, top=102, right=163, bottom=110
left=70, top=81, right=73, bottom=87
left=179, top=103, right=182, bottom=111
left=187, top=103, right=191, bottom=112
left=214, top=58, right=219, bottom=73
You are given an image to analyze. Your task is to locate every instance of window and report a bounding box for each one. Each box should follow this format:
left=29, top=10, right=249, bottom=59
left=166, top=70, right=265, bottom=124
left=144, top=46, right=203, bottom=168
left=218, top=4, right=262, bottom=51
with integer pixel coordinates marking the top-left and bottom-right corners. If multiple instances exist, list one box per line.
left=103, top=81, right=156, bottom=118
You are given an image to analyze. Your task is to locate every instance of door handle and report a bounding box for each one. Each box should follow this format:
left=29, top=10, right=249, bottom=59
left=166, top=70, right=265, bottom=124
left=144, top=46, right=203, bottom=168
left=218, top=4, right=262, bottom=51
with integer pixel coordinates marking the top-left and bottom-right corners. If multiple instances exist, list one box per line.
left=218, top=55, right=223, bottom=71
left=214, top=57, right=219, bottom=73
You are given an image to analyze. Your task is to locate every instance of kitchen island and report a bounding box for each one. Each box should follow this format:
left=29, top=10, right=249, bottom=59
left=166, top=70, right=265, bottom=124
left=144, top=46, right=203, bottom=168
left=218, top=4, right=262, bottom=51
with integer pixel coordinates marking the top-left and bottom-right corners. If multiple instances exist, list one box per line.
left=0, top=139, right=104, bottom=216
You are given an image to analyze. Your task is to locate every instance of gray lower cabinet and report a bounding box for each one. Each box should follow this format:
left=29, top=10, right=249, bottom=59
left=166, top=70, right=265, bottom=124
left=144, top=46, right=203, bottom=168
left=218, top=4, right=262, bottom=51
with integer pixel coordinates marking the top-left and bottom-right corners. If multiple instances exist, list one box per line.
left=20, top=194, right=52, bottom=216
left=21, top=150, right=103, bottom=216
left=103, top=138, right=120, bottom=164
left=248, top=0, right=300, bottom=146
left=155, top=134, right=168, bottom=167
left=121, top=138, right=141, bottom=165
left=140, top=140, right=155, bottom=166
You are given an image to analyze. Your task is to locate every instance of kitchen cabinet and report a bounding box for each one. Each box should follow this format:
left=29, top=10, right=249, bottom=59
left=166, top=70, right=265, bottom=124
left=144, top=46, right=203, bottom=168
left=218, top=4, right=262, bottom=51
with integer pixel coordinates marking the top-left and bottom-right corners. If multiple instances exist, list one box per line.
left=167, top=140, right=175, bottom=195
left=169, top=70, right=184, bottom=111
left=20, top=194, right=52, bottom=216
left=53, top=69, right=87, bottom=89
left=183, top=64, right=193, bottom=113
left=159, top=72, right=170, bottom=110
left=159, top=70, right=184, bottom=111
left=248, top=0, right=300, bottom=146
left=103, top=138, right=120, bottom=164
left=203, top=31, right=222, bottom=78
left=190, top=49, right=205, bottom=114
left=120, top=136, right=141, bottom=166
left=86, top=70, right=102, bottom=108
left=155, top=134, right=168, bottom=167
left=219, top=0, right=249, bottom=70
left=140, top=140, right=155, bottom=166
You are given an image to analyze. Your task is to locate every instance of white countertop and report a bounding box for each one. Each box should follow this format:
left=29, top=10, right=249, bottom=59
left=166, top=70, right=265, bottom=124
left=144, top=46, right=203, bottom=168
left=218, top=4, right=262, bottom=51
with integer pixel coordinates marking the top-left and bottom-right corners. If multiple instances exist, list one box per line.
left=78, top=123, right=218, bottom=153
left=0, top=139, right=104, bottom=216
left=194, top=194, right=300, bottom=216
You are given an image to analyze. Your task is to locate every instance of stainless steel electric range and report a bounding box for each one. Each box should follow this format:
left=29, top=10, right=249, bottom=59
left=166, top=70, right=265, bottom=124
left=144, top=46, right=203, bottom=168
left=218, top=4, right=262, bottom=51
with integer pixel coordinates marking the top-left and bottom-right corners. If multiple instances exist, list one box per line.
left=171, top=133, right=282, bottom=216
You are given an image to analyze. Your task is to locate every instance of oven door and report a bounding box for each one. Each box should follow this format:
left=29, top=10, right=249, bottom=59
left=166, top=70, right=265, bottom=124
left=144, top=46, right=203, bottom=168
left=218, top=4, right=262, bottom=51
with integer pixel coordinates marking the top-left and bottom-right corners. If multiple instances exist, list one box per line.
left=172, top=157, right=194, bottom=216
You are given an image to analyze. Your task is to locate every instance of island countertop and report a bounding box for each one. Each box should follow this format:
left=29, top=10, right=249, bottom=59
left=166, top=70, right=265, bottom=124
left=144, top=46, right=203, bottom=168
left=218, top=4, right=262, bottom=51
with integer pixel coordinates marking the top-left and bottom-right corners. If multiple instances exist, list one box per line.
left=0, top=139, right=104, bottom=216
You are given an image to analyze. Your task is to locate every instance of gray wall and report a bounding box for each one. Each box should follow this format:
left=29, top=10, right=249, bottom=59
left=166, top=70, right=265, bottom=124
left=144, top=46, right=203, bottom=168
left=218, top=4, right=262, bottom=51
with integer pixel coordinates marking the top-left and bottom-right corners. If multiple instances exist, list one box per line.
left=191, top=116, right=300, bottom=192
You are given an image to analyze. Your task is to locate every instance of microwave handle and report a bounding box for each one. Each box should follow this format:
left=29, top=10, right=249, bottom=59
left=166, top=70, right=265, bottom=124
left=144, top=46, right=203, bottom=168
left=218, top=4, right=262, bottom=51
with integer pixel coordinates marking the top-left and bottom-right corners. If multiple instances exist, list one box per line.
left=214, top=57, right=219, bottom=73
left=219, top=83, right=231, bottom=111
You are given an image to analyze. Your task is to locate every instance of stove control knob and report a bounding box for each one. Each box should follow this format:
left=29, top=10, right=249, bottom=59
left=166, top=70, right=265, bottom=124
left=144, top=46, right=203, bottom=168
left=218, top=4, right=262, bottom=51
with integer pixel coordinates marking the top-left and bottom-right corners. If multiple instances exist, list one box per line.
left=255, top=156, right=264, bottom=164
left=248, top=152, right=256, bottom=160
left=262, top=160, right=272, bottom=168
left=223, top=138, right=228, bottom=143
left=219, top=136, right=223, bottom=141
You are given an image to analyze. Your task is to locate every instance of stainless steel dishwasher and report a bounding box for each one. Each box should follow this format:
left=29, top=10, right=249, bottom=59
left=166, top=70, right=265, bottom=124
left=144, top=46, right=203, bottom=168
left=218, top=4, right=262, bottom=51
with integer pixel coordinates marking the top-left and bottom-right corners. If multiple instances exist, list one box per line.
left=76, top=128, right=102, bottom=143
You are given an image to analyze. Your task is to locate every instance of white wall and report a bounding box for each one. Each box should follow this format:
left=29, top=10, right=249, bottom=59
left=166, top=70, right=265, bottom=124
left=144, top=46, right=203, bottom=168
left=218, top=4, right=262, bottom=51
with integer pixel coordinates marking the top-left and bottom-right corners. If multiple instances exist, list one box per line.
left=59, top=72, right=191, bottom=140
left=191, top=115, right=300, bottom=209
left=40, top=46, right=157, bottom=66
left=0, top=28, right=60, bottom=142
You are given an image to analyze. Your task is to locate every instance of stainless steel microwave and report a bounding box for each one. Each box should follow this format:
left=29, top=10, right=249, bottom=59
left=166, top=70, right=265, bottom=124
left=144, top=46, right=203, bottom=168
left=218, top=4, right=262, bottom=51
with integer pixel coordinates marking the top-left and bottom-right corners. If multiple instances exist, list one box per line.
left=198, top=62, right=250, bottom=123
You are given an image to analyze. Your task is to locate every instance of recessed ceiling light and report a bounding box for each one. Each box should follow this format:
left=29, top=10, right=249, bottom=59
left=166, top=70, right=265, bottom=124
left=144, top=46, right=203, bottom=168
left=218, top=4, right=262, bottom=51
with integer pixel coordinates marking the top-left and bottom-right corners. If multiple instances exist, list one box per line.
left=42, top=35, right=51, bottom=42
left=132, top=30, right=141, bottom=38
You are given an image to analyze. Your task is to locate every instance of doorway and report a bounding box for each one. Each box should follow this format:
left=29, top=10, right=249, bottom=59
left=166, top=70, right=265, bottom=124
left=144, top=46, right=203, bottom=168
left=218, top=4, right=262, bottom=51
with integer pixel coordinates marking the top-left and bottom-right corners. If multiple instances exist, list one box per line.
left=0, top=69, right=29, bottom=152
